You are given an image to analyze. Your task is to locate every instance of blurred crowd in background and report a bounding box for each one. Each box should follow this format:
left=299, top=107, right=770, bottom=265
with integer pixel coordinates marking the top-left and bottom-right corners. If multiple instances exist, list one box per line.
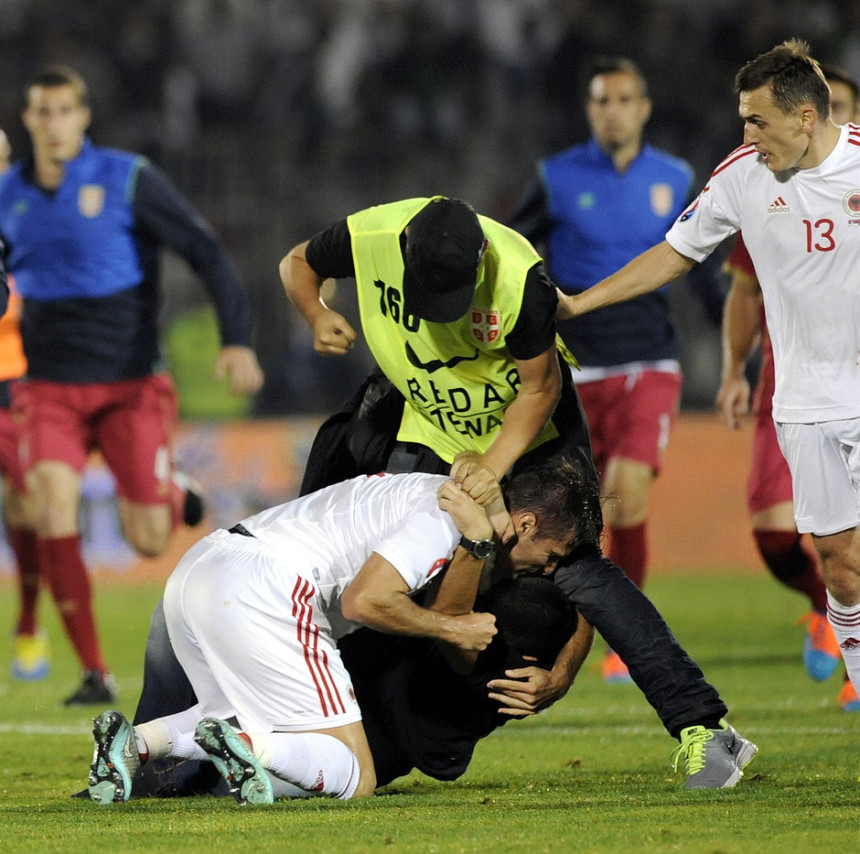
left=1, top=0, right=858, bottom=415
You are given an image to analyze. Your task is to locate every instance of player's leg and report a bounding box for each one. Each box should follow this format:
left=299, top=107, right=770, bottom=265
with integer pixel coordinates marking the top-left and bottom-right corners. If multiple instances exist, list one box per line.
left=97, top=374, right=202, bottom=559
left=572, top=371, right=680, bottom=682
left=748, top=409, right=838, bottom=679
left=14, top=380, right=114, bottom=703
left=777, top=420, right=860, bottom=695
left=166, top=529, right=368, bottom=802
left=133, top=598, right=196, bottom=724
left=813, top=527, right=860, bottom=693
left=1, top=400, right=49, bottom=679
left=3, top=476, right=48, bottom=679
left=197, top=719, right=372, bottom=802
left=523, top=378, right=755, bottom=786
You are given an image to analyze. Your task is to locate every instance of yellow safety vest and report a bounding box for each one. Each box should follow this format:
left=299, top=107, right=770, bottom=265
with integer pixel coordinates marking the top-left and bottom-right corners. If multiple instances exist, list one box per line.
left=348, top=197, right=561, bottom=463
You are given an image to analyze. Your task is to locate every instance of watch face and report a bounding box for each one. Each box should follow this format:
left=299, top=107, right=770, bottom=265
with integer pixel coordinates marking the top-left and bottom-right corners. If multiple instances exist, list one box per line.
left=460, top=535, right=495, bottom=559
left=475, top=541, right=494, bottom=559
left=472, top=539, right=494, bottom=559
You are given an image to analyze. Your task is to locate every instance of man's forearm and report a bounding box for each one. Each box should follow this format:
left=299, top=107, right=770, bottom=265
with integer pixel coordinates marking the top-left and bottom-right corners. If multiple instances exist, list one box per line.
left=721, top=281, right=761, bottom=381
left=481, top=353, right=561, bottom=478
left=547, top=613, right=594, bottom=697
left=572, top=241, right=694, bottom=317
left=279, top=241, right=327, bottom=325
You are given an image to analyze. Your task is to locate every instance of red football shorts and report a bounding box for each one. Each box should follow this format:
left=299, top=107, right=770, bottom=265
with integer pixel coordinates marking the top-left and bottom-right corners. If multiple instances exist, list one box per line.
left=12, top=373, right=179, bottom=505
left=0, top=405, right=26, bottom=491
left=747, top=412, right=793, bottom=515
left=574, top=369, right=682, bottom=476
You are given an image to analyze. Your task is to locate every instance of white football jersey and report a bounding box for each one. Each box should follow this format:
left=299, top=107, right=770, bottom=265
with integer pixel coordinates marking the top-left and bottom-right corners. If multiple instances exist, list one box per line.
left=667, top=124, right=860, bottom=423
left=237, top=471, right=457, bottom=614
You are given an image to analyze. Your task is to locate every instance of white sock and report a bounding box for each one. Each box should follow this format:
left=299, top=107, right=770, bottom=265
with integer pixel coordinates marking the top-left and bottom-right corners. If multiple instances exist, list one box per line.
left=136, top=707, right=208, bottom=762
left=249, top=731, right=361, bottom=799
left=826, top=591, right=860, bottom=691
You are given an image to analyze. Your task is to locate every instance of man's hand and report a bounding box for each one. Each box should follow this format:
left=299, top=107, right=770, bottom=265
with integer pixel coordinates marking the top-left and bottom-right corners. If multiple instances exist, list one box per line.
left=445, top=611, right=497, bottom=652
left=555, top=289, right=577, bottom=320
left=312, top=308, right=357, bottom=355
left=487, top=660, right=564, bottom=717
left=449, top=452, right=501, bottom=506
left=214, top=345, right=264, bottom=395
left=715, top=376, right=750, bottom=431
left=437, top=480, right=493, bottom=542
left=449, top=452, right=514, bottom=542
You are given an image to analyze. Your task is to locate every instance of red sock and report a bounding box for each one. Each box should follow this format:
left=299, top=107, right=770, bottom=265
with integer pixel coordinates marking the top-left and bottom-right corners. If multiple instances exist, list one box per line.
left=39, top=535, right=107, bottom=673
left=8, top=527, right=41, bottom=636
left=608, top=522, right=648, bottom=589
left=753, top=529, right=827, bottom=612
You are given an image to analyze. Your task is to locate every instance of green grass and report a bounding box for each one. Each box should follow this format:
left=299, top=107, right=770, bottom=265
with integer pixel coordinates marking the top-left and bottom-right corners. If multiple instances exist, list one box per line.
left=1, top=571, right=859, bottom=853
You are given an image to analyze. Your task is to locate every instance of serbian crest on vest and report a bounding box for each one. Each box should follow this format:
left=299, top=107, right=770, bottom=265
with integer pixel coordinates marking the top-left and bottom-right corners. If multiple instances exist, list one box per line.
left=78, top=185, right=105, bottom=218
left=470, top=308, right=500, bottom=343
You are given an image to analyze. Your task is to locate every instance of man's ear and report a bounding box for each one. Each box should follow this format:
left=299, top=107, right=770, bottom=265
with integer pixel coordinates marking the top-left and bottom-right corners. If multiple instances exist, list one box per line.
left=512, top=511, right=537, bottom=539
left=800, top=104, right=817, bottom=134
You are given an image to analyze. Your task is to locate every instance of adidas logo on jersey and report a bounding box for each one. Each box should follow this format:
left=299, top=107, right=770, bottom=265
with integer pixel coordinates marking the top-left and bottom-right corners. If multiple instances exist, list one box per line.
left=768, top=196, right=791, bottom=213
left=840, top=636, right=860, bottom=651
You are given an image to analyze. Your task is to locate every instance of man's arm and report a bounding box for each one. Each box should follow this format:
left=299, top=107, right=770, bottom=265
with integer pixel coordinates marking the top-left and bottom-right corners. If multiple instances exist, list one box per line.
left=557, top=240, right=694, bottom=319
left=450, top=343, right=561, bottom=538
left=134, top=163, right=263, bottom=395
left=279, top=239, right=358, bottom=355
left=340, top=554, right=496, bottom=652
left=715, top=265, right=762, bottom=430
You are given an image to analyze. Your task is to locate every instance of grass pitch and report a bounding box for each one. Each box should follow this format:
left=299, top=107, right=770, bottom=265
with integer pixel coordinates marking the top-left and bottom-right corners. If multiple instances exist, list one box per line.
left=0, top=571, right=858, bottom=854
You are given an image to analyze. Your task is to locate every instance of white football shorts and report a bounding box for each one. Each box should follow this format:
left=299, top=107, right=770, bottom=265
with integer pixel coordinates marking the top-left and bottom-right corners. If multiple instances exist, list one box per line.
left=776, top=417, right=860, bottom=536
left=163, top=528, right=362, bottom=733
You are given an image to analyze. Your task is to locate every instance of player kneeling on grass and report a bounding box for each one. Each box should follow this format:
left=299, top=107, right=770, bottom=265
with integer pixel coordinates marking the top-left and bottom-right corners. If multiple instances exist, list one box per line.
left=102, top=575, right=583, bottom=800
left=86, top=458, right=596, bottom=805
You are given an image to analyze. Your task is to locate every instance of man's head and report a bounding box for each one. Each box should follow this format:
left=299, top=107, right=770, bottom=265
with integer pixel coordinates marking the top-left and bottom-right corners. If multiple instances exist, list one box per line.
left=504, top=456, right=603, bottom=576
left=820, top=63, right=860, bottom=125
left=403, top=197, right=488, bottom=324
left=475, top=575, right=577, bottom=670
left=22, top=65, right=90, bottom=166
left=735, top=39, right=832, bottom=172
left=585, top=57, right=651, bottom=155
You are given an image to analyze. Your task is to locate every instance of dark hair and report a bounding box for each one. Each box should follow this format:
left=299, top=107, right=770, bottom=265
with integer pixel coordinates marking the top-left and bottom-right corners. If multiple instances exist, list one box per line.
left=476, top=575, right=577, bottom=669
left=25, top=65, right=88, bottom=109
left=734, top=39, right=830, bottom=120
left=505, top=456, right=602, bottom=552
left=586, top=56, right=649, bottom=99
left=820, top=62, right=859, bottom=114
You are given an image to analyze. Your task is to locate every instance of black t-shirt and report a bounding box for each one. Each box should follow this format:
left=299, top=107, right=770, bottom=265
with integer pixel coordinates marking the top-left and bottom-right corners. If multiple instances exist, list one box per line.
left=305, top=218, right=558, bottom=361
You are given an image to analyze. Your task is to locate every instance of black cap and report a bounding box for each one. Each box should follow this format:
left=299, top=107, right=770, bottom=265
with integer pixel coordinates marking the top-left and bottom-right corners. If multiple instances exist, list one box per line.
left=403, top=198, right=486, bottom=323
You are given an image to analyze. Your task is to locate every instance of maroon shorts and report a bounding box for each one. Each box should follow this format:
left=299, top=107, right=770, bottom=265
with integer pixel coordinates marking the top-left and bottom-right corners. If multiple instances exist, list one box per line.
left=0, top=406, right=26, bottom=491
left=747, top=413, right=793, bottom=515
left=574, top=369, right=682, bottom=476
left=12, top=374, right=179, bottom=505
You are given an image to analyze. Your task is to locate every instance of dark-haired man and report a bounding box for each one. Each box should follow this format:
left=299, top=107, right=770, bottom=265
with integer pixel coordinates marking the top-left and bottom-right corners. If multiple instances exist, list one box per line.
left=509, top=57, right=725, bottom=683
left=0, top=65, right=263, bottom=704
left=279, top=195, right=756, bottom=788
left=561, top=39, right=860, bottom=704
left=86, top=458, right=597, bottom=805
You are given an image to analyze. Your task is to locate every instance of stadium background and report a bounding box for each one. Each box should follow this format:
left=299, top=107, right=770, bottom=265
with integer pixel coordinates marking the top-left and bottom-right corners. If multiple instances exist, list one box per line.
left=1, top=0, right=855, bottom=574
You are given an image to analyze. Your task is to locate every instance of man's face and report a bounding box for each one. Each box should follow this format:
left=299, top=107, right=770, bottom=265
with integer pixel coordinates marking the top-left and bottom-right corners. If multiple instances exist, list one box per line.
left=507, top=531, right=571, bottom=577
left=586, top=71, right=651, bottom=152
left=22, top=83, right=89, bottom=165
left=739, top=84, right=811, bottom=172
left=828, top=80, right=858, bottom=125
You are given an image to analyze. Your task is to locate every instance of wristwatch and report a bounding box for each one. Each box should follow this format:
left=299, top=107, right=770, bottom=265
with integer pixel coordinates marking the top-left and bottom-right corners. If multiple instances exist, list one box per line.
left=459, top=534, right=496, bottom=560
